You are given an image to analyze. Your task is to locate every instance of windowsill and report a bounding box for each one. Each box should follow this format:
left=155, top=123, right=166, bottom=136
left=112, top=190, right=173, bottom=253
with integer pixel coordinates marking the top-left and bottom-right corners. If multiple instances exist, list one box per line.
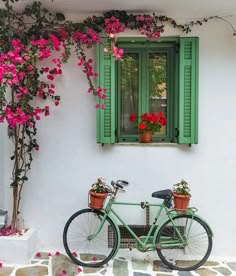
left=116, top=142, right=180, bottom=146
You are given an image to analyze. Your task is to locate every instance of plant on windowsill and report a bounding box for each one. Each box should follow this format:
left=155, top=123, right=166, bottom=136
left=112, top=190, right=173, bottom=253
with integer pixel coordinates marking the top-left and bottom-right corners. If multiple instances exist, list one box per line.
left=89, top=177, right=109, bottom=209
left=173, top=179, right=191, bottom=211
left=129, top=112, right=167, bottom=143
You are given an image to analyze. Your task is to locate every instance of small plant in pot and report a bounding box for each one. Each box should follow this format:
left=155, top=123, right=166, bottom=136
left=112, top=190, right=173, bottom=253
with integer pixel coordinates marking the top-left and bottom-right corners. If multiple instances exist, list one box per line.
left=129, top=112, right=166, bottom=143
left=89, top=177, right=109, bottom=209
left=173, top=179, right=191, bottom=211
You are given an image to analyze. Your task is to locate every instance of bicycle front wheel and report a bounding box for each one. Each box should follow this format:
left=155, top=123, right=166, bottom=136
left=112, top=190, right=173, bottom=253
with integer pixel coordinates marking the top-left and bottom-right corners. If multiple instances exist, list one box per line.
left=156, top=214, right=212, bottom=271
left=63, top=208, right=119, bottom=267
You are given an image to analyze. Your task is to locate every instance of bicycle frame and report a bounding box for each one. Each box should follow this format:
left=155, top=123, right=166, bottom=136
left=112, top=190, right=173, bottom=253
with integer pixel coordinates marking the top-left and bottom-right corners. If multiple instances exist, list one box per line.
left=91, top=194, right=213, bottom=261
left=91, top=197, right=184, bottom=258
left=106, top=200, right=167, bottom=250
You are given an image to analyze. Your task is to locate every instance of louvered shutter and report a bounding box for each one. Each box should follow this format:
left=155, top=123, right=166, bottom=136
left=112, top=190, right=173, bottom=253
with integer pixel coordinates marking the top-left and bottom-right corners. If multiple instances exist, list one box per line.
left=178, top=37, right=199, bottom=144
left=96, top=38, right=116, bottom=144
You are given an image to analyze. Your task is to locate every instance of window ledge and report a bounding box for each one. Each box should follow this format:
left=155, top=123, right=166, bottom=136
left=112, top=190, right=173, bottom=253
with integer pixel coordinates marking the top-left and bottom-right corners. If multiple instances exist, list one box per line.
left=116, top=142, right=179, bottom=146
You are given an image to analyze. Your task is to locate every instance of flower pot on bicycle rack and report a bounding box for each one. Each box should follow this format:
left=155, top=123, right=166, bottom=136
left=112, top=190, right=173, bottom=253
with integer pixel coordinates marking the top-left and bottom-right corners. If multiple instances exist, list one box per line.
left=173, top=193, right=191, bottom=211
left=89, top=191, right=107, bottom=209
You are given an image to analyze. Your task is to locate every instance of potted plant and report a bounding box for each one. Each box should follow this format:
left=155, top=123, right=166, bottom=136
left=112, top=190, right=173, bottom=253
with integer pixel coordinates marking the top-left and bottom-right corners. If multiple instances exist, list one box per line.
left=129, top=112, right=166, bottom=143
left=172, top=179, right=191, bottom=211
left=89, top=177, right=109, bottom=209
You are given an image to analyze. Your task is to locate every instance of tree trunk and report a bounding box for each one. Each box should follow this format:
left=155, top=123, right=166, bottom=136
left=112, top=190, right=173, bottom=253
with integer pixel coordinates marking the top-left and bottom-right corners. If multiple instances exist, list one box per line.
left=11, top=125, right=20, bottom=230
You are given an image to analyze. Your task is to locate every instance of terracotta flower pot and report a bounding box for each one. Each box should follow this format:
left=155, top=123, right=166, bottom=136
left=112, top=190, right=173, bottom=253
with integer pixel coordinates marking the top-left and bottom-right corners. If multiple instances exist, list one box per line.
left=89, top=191, right=107, bottom=209
left=139, top=131, right=153, bottom=143
left=173, top=193, right=191, bottom=211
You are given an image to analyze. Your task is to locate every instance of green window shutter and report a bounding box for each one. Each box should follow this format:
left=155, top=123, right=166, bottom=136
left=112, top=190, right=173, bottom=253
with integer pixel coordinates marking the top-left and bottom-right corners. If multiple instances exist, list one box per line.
left=96, top=38, right=116, bottom=144
left=178, top=37, right=199, bottom=144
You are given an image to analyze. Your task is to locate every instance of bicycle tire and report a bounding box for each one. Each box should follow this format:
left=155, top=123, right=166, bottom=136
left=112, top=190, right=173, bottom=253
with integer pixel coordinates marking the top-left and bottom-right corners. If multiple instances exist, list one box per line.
left=156, top=214, right=212, bottom=271
left=63, top=208, right=119, bottom=267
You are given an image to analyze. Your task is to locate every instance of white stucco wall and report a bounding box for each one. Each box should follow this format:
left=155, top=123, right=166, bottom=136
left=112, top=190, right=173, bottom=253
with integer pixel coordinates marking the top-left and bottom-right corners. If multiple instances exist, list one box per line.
left=2, top=17, right=236, bottom=258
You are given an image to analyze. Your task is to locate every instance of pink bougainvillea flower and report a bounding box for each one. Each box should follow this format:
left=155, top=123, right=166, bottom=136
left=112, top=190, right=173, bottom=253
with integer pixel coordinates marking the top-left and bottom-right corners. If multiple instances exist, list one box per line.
left=35, top=146, right=39, bottom=151
left=101, top=104, right=105, bottom=109
left=27, top=65, right=34, bottom=71
left=72, top=252, right=78, bottom=257
left=47, top=74, right=54, bottom=81
left=92, top=256, right=97, bottom=261
left=48, top=89, right=55, bottom=95
left=18, top=71, right=25, bottom=80
left=77, top=267, right=83, bottom=273
left=35, top=252, right=41, bottom=258
left=0, top=116, right=4, bottom=123
left=58, top=270, right=67, bottom=276
left=61, top=53, right=66, bottom=58
left=48, top=252, right=52, bottom=257
left=77, top=59, right=84, bottom=67
left=109, top=33, right=115, bottom=39
left=95, top=104, right=100, bottom=109
left=55, top=251, right=60, bottom=256
left=60, top=28, right=68, bottom=40
left=103, top=47, right=109, bottom=53
left=112, top=45, right=124, bottom=60
left=0, top=263, right=2, bottom=268
left=55, top=101, right=60, bottom=107
left=105, top=16, right=125, bottom=34
left=43, top=67, right=49, bottom=73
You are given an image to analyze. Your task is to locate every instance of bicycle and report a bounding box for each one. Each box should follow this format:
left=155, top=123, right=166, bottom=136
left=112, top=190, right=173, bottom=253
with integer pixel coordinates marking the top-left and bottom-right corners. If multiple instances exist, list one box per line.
left=63, top=180, right=213, bottom=271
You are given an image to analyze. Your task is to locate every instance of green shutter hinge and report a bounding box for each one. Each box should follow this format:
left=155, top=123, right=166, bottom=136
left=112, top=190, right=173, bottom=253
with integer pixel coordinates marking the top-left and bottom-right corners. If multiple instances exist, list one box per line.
left=175, top=128, right=179, bottom=138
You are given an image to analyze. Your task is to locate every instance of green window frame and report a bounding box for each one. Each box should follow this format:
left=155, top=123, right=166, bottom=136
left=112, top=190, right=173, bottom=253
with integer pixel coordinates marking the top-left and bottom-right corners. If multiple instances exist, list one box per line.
left=96, top=36, right=199, bottom=145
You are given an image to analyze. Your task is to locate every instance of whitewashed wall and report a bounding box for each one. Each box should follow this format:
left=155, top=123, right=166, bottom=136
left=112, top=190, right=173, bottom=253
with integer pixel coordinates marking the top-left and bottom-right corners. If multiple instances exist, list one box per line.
left=2, top=17, right=236, bottom=259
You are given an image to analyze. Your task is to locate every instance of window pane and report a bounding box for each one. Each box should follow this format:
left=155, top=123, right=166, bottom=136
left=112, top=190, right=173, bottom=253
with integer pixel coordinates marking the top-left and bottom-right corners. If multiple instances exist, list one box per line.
left=120, top=53, right=139, bottom=135
left=149, top=53, right=167, bottom=135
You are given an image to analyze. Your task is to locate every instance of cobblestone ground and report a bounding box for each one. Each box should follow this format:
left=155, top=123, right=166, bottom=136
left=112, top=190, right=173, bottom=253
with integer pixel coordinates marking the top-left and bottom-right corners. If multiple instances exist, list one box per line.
left=0, top=252, right=235, bottom=276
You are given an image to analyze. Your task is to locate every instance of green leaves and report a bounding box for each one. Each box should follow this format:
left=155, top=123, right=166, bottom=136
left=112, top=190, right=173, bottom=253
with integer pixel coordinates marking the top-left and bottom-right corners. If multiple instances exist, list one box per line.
left=56, top=13, right=65, bottom=21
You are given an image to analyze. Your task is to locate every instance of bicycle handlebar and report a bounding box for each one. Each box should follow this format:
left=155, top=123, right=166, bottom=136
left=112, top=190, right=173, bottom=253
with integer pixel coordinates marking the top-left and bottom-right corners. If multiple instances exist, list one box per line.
left=110, top=180, right=129, bottom=193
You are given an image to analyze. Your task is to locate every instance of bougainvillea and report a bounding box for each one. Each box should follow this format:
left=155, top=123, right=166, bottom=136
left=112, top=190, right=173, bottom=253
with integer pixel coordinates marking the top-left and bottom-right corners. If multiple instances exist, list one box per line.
left=0, top=0, right=235, bottom=232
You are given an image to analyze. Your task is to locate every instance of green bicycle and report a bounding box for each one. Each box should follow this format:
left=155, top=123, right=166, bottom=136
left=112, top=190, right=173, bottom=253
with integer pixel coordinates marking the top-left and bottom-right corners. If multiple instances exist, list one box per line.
left=63, top=180, right=213, bottom=271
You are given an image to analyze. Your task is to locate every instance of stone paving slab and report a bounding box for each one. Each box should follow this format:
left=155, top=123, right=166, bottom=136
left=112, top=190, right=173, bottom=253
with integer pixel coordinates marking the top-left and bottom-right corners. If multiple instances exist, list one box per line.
left=196, top=268, right=217, bottom=276
left=15, top=266, right=48, bottom=276
left=0, top=252, right=236, bottom=276
left=213, top=267, right=232, bottom=276
left=0, top=267, right=14, bottom=276
left=227, top=263, right=236, bottom=272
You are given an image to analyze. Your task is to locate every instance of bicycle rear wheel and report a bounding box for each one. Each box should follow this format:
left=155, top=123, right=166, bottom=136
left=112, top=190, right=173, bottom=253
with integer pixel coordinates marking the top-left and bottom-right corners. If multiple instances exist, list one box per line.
left=63, top=208, right=118, bottom=267
left=156, top=214, right=212, bottom=271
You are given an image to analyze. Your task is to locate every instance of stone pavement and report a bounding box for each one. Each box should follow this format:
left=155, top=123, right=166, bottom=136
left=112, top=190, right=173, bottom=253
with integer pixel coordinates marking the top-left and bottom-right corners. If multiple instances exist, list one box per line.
left=0, top=252, right=236, bottom=276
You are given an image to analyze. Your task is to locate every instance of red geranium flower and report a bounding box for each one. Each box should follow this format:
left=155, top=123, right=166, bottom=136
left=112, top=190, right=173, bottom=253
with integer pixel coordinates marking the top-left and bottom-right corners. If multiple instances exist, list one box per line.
left=138, top=123, right=146, bottom=130
left=129, top=112, right=166, bottom=134
left=129, top=113, right=136, bottom=122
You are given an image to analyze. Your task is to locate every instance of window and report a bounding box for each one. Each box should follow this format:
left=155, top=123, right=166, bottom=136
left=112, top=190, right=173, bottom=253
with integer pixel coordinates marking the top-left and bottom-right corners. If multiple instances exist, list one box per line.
left=96, top=37, right=199, bottom=145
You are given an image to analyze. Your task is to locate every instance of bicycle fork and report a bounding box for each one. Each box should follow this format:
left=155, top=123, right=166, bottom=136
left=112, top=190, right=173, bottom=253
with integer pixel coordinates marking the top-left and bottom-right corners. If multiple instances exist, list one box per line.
left=87, top=213, right=108, bottom=241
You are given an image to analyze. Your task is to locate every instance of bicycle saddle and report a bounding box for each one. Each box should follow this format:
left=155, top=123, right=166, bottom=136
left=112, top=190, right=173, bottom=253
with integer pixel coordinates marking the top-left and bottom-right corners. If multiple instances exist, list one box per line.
left=152, top=189, right=172, bottom=200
